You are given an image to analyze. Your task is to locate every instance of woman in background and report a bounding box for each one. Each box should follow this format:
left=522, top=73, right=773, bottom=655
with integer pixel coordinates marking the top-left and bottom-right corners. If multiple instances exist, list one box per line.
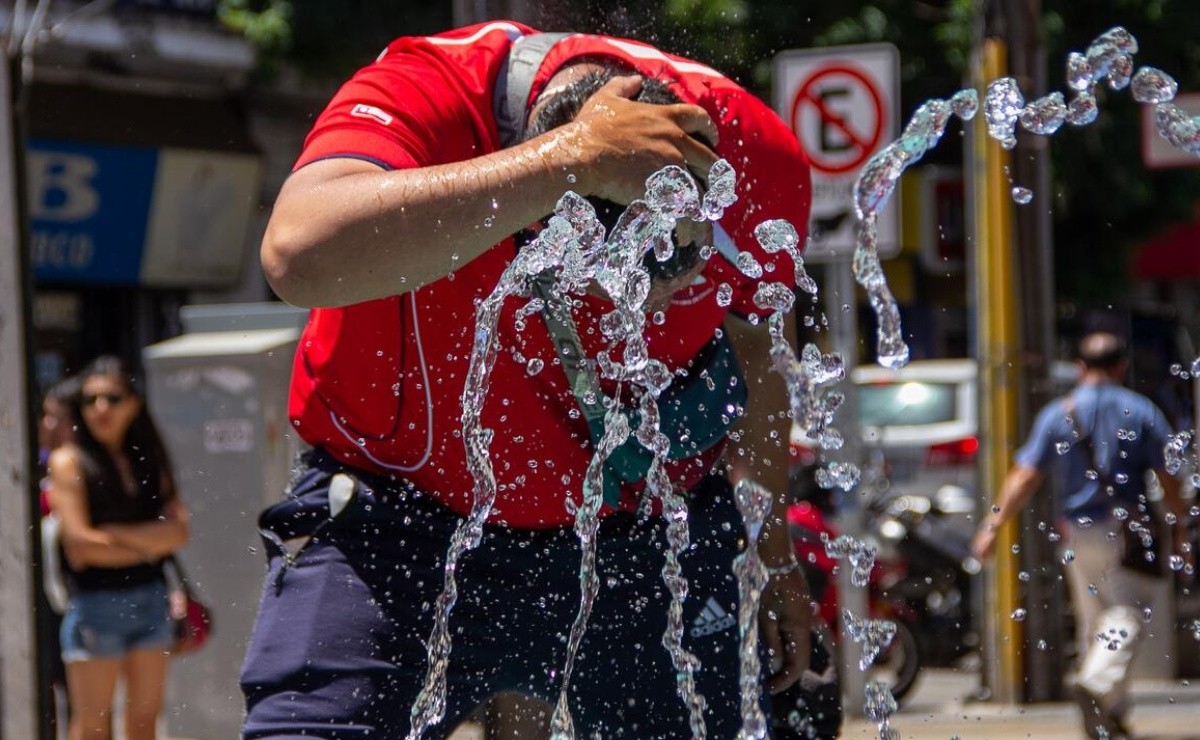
left=47, top=356, right=189, bottom=740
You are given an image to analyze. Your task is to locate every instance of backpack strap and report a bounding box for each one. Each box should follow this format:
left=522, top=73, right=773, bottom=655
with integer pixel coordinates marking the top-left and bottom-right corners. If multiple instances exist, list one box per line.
left=494, top=32, right=572, bottom=149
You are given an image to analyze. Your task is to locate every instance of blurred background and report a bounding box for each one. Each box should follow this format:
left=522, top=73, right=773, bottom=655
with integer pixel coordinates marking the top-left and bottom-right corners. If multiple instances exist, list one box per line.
left=2, top=1, right=1200, bottom=738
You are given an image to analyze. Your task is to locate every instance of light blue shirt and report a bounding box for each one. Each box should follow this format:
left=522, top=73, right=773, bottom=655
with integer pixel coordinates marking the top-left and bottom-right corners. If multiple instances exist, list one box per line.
left=1015, top=381, right=1173, bottom=521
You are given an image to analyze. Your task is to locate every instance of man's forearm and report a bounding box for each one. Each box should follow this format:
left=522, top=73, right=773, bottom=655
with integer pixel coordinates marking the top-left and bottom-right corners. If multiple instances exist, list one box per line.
left=724, top=313, right=795, bottom=567
left=262, top=133, right=592, bottom=308
left=983, top=465, right=1042, bottom=532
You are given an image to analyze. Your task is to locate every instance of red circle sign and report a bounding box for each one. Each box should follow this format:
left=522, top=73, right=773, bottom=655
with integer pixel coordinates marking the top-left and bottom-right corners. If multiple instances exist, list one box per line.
left=790, top=64, right=886, bottom=176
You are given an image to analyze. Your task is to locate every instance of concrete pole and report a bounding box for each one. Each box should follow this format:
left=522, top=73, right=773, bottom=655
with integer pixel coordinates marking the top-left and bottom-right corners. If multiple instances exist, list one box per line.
left=0, top=48, right=44, bottom=740
left=1004, top=0, right=1068, bottom=703
left=827, top=260, right=867, bottom=717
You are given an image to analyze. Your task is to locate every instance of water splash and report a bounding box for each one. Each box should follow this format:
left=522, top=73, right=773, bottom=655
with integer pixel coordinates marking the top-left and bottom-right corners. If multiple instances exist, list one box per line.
left=823, top=533, right=878, bottom=587
left=843, top=609, right=897, bottom=671
left=1165, top=431, right=1192, bottom=475
left=413, top=161, right=748, bottom=738
left=985, top=78, right=1024, bottom=148
left=852, top=91, right=977, bottom=368
left=408, top=191, right=608, bottom=739
left=549, top=410, right=632, bottom=740
left=846, top=26, right=1199, bottom=374
left=731, top=479, right=774, bottom=740
left=864, top=678, right=899, bottom=740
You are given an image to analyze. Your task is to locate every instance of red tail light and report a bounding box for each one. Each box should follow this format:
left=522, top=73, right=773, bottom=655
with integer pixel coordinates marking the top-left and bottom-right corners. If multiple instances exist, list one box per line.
left=926, top=436, right=979, bottom=467
left=790, top=441, right=817, bottom=467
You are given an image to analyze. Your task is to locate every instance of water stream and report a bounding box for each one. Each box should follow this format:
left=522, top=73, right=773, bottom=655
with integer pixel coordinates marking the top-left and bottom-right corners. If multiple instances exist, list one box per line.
left=406, top=23, right=1200, bottom=740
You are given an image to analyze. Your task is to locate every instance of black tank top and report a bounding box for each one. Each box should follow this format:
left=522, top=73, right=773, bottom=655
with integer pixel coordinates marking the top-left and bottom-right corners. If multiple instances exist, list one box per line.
left=67, top=452, right=169, bottom=592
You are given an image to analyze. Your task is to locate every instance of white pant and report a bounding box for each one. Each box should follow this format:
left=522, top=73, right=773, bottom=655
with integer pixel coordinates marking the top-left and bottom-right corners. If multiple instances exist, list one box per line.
left=1064, top=521, right=1159, bottom=716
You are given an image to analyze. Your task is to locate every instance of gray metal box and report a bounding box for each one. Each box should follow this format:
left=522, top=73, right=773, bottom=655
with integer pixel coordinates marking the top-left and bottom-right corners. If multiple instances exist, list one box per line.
left=143, top=303, right=305, bottom=739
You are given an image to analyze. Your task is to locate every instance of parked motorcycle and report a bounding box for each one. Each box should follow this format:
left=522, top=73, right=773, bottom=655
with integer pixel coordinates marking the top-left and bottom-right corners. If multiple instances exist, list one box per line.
left=786, top=465, right=923, bottom=703
left=786, top=459, right=981, bottom=702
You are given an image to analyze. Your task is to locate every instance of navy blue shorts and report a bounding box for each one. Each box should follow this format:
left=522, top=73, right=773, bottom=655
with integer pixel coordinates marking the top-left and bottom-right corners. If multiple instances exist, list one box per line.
left=240, top=450, right=762, bottom=739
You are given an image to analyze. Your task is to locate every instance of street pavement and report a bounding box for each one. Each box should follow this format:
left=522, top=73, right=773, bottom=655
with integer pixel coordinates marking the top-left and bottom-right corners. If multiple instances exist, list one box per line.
left=842, top=668, right=1200, bottom=739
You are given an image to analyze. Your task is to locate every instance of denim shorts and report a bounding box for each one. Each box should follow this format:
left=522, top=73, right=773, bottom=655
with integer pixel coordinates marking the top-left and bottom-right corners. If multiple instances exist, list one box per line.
left=61, top=580, right=173, bottom=662
left=240, top=450, right=762, bottom=739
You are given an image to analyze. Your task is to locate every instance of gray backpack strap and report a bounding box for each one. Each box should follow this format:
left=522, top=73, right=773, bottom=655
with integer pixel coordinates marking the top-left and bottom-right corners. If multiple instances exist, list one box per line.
left=494, top=32, right=571, bottom=148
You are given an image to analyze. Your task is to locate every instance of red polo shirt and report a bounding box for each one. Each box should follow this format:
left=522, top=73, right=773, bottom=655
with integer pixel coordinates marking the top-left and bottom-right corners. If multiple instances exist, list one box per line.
left=286, top=21, right=812, bottom=527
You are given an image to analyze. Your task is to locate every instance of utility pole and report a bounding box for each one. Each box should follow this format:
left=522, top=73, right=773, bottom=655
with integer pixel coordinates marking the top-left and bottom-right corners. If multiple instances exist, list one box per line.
left=971, top=27, right=1025, bottom=706
left=1003, top=0, right=1067, bottom=704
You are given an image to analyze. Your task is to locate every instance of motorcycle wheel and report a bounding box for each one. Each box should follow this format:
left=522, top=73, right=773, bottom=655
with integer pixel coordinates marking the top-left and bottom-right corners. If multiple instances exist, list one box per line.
left=868, top=617, right=921, bottom=703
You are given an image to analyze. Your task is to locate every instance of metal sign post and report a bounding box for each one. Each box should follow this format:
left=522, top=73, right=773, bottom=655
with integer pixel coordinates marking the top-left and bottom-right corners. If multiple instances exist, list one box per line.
left=826, top=259, right=866, bottom=718
left=0, top=48, right=43, bottom=740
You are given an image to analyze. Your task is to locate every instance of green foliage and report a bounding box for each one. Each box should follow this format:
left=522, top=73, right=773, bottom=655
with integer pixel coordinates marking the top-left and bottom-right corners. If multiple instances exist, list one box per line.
left=221, top=0, right=1200, bottom=304
left=1041, top=0, right=1200, bottom=302
left=218, top=0, right=292, bottom=55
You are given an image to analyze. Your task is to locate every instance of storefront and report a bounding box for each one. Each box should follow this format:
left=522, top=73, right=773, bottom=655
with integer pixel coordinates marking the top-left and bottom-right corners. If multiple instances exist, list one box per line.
left=10, top=1, right=264, bottom=389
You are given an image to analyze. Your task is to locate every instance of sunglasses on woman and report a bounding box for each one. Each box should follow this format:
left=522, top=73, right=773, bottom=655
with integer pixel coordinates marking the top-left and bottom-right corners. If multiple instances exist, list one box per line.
left=81, top=392, right=128, bottom=408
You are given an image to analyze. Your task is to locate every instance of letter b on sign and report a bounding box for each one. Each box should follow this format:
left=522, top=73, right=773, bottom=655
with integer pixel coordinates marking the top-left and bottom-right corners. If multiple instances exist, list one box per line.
left=27, top=152, right=100, bottom=222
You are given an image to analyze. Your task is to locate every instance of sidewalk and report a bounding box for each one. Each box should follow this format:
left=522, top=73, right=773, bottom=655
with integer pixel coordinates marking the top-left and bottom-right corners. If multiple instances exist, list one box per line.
left=842, top=670, right=1200, bottom=739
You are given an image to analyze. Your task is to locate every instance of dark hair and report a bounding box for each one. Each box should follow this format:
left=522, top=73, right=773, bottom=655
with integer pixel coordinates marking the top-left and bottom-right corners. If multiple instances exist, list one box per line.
left=1078, top=332, right=1128, bottom=370
left=523, top=66, right=705, bottom=280
left=524, top=65, right=684, bottom=141
left=68, top=355, right=177, bottom=505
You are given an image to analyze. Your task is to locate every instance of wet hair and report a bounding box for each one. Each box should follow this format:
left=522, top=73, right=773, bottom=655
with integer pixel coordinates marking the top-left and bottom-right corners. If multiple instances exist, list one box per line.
left=68, top=355, right=177, bottom=504
left=524, top=64, right=685, bottom=141
left=1078, top=332, right=1127, bottom=370
left=522, top=65, right=705, bottom=280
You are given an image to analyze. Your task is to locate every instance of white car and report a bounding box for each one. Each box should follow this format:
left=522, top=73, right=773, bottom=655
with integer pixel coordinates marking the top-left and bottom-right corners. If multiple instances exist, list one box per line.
left=790, top=359, right=979, bottom=507
left=854, top=358, right=979, bottom=504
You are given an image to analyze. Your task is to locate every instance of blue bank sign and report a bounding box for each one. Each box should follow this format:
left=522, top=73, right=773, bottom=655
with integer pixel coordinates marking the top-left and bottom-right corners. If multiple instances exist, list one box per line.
left=28, top=139, right=260, bottom=287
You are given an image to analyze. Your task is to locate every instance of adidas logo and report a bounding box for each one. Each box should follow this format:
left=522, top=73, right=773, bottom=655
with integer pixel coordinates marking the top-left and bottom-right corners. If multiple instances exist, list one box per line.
left=690, top=596, right=736, bottom=638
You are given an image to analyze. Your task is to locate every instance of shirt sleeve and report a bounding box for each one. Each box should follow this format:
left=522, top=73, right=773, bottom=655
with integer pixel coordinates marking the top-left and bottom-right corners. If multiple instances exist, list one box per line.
left=294, top=48, right=483, bottom=172
left=1014, top=400, right=1065, bottom=471
left=1140, top=398, right=1175, bottom=471
left=703, top=87, right=813, bottom=319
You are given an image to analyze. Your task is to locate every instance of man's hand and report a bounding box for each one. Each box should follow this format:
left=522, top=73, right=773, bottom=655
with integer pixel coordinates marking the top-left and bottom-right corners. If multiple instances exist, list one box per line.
left=971, top=523, right=999, bottom=561
left=565, top=76, right=720, bottom=206
left=759, top=568, right=812, bottom=694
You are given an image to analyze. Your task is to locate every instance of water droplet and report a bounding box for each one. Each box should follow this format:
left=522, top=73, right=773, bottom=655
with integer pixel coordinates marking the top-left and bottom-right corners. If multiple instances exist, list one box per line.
left=1066, top=52, right=1093, bottom=92
left=735, top=251, right=763, bottom=278
left=1067, top=92, right=1099, bottom=126
left=525, top=357, right=544, bottom=376
left=1019, top=92, right=1067, bottom=135
left=1131, top=66, right=1178, bottom=105
left=1062, top=549, right=1076, bottom=564
left=985, top=77, right=1024, bottom=144
left=716, top=283, right=734, bottom=307
left=1012, top=186, right=1034, bottom=204
left=950, top=88, right=979, bottom=120
left=1011, top=608, right=1028, bottom=622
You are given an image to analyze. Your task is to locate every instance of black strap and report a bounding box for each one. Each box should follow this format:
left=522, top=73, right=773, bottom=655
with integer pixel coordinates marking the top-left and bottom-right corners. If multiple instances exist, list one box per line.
left=1063, top=397, right=1113, bottom=491
left=494, top=32, right=571, bottom=148
left=164, top=555, right=194, bottom=600
left=532, top=270, right=609, bottom=432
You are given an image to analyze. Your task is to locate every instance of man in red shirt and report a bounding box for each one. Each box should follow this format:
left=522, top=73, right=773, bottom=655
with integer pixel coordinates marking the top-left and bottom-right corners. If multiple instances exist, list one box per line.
left=241, top=21, right=813, bottom=738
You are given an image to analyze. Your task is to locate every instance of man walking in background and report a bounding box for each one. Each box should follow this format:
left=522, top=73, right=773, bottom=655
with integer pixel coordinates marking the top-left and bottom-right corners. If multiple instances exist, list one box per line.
left=972, top=331, right=1194, bottom=740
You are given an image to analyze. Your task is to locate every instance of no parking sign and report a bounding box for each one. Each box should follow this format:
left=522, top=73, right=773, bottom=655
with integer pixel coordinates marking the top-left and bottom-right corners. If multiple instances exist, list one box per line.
left=774, top=45, right=900, bottom=261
